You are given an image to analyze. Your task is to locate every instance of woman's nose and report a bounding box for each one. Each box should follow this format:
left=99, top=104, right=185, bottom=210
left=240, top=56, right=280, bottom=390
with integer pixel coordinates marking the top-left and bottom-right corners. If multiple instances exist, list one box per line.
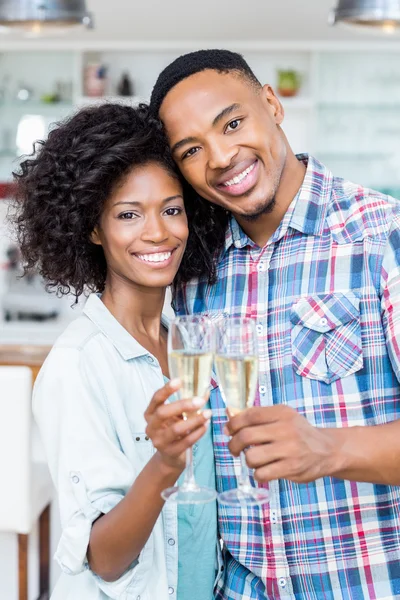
left=141, top=215, right=168, bottom=243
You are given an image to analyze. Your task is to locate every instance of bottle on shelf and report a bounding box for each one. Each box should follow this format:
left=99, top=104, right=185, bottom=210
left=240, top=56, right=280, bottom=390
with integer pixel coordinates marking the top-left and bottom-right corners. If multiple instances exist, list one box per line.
left=117, top=72, right=134, bottom=97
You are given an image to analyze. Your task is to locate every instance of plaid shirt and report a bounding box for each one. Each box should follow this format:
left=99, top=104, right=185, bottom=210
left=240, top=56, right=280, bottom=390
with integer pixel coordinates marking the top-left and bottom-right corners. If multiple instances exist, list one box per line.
left=175, top=155, right=400, bottom=600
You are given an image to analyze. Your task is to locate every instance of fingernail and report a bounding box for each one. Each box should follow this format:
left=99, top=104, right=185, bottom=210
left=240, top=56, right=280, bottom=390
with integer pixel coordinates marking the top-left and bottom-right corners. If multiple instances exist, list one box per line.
left=203, top=408, right=212, bottom=420
left=170, top=378, right=181, bottom=388
left=192, top=396, right=206, bottom=407
left=204, top=419, right=211, bottom=428
left=223, top=426, right=228, bottom=435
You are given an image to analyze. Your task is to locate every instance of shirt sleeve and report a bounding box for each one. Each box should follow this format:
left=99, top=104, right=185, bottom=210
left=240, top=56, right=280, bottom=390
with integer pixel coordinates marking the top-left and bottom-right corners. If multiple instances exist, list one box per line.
left=380, top=214, right=400, bottom=384
left=33, top=345, right=154, bottom=599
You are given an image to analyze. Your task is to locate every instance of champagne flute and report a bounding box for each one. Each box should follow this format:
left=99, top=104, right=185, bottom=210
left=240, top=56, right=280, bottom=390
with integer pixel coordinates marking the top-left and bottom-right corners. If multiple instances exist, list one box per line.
left=215, top=317, right=269, bottom=506
left=161, top=315, right=217, bottom=504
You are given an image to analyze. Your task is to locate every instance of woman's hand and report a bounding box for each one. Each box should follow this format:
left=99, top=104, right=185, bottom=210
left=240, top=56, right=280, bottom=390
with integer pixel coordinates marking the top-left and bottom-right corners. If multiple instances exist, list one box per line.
left=144, top=378, right=212, bottom=472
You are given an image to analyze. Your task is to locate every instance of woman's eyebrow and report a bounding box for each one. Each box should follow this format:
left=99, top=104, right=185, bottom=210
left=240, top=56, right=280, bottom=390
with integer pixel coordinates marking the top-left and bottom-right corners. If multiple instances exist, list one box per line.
left=113, top=195, right=183, bottom=207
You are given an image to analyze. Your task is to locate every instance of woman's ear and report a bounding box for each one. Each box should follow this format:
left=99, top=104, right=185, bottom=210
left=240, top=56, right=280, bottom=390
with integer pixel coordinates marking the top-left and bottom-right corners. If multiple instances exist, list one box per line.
left=90, top=227, right=102, bottom=246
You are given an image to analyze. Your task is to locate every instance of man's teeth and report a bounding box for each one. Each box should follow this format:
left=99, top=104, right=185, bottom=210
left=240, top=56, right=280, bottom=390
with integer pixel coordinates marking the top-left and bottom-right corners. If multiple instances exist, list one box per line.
left=137, top=252, right=172, bottom=263
left=223, top=162, right=255, bottom=187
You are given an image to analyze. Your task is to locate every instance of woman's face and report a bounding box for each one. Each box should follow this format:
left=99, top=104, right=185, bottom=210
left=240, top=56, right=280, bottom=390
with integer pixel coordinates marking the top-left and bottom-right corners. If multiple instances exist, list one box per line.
left=92, top=162, right=188, bottom=291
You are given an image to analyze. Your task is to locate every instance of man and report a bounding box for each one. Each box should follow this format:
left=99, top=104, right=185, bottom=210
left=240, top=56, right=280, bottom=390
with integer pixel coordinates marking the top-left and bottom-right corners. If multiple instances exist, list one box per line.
left=149, top=49, right=400, bottom=599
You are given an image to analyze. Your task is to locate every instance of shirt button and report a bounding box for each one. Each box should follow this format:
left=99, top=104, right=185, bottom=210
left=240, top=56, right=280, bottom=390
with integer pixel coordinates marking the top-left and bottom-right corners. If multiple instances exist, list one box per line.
left=193, top=444, right=198, bottom=454
left=256, top=324, right=263, bottom=335
left=72, top=475, right=80, bottom=484
left=147, top=356, right=155, bottom=363
left=257, top=261, right=265, bottom=272
left=259, top=385, right=266, bottom=395
left=168, top=538, right=175, bottom=546
left=271, top=509, right=278, bottom=524
left=278, top=577, right=287, bottom=588
left=136, top=596, right=141, bottom=600
left=320, top=317, right=328, bottom=326
left=168, top=587, right=174, bottom=594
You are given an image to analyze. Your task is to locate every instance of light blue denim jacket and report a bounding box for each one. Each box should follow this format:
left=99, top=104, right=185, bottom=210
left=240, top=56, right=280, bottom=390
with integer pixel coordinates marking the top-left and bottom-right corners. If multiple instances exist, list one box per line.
left=33, top=294, right=221, bottom=600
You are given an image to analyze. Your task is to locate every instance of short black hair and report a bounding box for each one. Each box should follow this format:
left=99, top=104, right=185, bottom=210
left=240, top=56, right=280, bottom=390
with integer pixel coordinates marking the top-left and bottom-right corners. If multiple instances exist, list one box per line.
left=150, top=48, right=261, bottom=116
left=10, top=102, right=219, bottom=298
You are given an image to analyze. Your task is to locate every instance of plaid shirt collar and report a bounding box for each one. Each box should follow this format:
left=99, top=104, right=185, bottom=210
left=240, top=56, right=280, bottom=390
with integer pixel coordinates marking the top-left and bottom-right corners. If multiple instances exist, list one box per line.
left=223, top=154, right=333, bottom=254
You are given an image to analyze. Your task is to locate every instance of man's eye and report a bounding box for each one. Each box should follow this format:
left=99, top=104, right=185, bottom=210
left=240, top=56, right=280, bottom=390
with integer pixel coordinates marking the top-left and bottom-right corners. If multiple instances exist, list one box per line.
left=226, top=119, right=241, bottom=132
left=182, top=147, right=199, bottom=160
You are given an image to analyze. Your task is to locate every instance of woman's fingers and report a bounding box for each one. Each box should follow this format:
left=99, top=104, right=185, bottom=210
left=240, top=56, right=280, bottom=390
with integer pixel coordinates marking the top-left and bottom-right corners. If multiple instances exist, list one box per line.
left=147, top=408, right=212, bottom=449
left=167, top=419, right=212, bottom=457
left=145, top=378, right=182, bottom=417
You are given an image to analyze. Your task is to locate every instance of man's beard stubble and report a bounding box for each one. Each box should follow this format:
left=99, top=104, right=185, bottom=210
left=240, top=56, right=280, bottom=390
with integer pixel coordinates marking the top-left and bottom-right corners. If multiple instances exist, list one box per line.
left=240, top=195, right=276, bottom=222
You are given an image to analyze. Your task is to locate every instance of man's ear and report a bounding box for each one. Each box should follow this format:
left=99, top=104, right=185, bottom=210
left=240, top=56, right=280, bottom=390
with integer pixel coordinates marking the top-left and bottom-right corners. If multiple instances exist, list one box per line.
left=261, top=84, right=285, bottom=126
left=90, top=227, right=102, bottom=246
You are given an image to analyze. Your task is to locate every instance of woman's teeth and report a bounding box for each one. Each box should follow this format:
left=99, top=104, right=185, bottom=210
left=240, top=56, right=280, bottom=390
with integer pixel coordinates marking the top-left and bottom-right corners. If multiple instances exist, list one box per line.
left=136, top=251, right=172, bottom=263
left=223, top=162, right=256, bottom=187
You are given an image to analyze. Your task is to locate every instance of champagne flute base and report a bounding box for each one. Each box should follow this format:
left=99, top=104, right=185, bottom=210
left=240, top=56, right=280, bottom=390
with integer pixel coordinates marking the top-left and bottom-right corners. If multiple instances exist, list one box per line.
left=162, top=485, right=217, bottom=505
left=218, top=487, right=269, bottom=506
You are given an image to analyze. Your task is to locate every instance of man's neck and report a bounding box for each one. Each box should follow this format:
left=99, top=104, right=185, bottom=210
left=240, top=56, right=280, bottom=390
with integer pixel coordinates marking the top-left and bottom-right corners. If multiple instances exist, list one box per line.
left=235, top=151, right=306, bottom=248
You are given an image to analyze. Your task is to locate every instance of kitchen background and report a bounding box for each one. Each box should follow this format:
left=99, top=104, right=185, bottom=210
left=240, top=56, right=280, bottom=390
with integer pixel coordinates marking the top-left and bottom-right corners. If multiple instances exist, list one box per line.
left=1, top=0, right=400, bottom=598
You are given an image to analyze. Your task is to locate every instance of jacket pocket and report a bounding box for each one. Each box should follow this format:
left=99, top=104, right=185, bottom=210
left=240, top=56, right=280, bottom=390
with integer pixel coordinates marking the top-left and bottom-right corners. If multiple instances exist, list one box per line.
left=290, top=292, right=363, bottom=384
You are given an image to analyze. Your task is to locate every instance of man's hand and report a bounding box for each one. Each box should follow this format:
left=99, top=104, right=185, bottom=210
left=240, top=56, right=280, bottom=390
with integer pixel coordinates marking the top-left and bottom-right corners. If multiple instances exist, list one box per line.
left=225, top=405, right=341, bottom=484
left=145, top=378, right=211, bottom=473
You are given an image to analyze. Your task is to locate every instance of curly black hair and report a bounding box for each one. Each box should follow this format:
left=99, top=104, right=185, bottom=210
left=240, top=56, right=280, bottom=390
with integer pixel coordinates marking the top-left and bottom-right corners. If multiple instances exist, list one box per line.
left=11, top=102, right=228, bottom=299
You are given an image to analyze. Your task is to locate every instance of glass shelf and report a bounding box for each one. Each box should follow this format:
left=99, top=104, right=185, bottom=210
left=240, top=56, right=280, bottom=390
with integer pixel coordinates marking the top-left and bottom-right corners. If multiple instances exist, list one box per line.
left=317, top=101, right=400, bottom=109
left=0, top=101, right=73, bottom=110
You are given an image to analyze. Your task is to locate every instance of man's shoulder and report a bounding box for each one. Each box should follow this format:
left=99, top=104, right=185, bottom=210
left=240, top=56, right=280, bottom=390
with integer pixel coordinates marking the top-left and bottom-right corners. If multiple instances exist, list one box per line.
left=328, top=176, right=400, bottom=243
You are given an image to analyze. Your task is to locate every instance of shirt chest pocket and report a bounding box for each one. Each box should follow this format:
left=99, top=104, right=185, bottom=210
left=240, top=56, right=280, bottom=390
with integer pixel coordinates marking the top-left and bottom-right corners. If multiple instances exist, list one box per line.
left=132, top=432, right=154, bottom=464
left=290, top=292, right=363, bottom=384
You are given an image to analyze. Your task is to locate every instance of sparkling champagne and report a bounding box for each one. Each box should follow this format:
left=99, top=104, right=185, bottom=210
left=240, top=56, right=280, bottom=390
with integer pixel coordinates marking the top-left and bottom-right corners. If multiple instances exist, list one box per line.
left=215, top=355, right=258, bottom=414
left=168, top=350, right=213, bottom=400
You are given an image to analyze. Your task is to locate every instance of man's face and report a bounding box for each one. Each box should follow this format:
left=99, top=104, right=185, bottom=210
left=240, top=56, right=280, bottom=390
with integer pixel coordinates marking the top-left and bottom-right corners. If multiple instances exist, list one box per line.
left=159, top=69, right=287, bottom=220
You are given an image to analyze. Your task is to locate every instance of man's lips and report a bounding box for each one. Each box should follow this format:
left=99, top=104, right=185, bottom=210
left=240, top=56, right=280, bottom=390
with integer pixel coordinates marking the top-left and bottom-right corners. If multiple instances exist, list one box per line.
left=215, top=159, right=257, bottom=187
left=215, top=160, right=259, bottom=197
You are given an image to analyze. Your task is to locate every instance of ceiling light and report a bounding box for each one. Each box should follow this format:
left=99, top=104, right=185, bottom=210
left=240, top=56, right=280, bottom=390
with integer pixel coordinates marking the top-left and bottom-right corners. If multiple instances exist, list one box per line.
left=330, top=0, right=400, bottom=29
left=0, top=1, right=93, bottom=29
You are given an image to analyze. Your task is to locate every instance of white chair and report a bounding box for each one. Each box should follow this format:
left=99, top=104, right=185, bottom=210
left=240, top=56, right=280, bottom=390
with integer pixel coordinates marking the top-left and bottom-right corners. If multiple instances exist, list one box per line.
left=0, top=366, right=54, bottom=600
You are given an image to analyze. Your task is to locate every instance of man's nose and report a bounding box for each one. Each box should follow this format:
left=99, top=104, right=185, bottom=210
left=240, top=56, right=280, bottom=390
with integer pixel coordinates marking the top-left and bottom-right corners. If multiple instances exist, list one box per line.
left=208, top=141, right=237, bottom=171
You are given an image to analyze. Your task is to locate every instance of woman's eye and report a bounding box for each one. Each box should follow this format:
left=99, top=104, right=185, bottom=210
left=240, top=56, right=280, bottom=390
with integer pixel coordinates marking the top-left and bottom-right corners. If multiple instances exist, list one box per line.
left=226, top=119, right=241, bottom=132
left=182, top=147, right=199, bottom=160
left=119, top=212, right=137, bottom=220
left=164, top=207, right=182, bottom=216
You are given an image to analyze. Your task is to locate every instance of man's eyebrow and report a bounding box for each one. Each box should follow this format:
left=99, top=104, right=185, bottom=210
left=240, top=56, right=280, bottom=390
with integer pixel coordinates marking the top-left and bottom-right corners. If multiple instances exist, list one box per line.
left=171, top=103, right=242, bottom=156
left=171, top=136, right=198, bottom=156
left=212, top=103, right=242, bottom=127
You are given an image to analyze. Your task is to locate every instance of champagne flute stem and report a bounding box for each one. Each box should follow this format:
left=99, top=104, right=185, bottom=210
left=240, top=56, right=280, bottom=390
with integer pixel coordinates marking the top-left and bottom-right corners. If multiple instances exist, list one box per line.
left=182, top=447, right=197, bottom=490
left=238, top=451, right=253, bottom=493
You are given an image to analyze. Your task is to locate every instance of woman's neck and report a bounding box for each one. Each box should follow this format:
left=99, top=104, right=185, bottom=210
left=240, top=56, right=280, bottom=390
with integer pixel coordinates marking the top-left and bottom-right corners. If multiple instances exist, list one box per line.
left=101, top=277, right=167, bottom=340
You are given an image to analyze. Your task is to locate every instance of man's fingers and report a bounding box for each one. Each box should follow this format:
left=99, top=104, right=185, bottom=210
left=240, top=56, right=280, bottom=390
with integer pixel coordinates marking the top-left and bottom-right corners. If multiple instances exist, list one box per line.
left=225, top=405, right=292, bottom=435
left=227, top=424, right=279, bottom=456
left=242, top=442, right=286, bottom=468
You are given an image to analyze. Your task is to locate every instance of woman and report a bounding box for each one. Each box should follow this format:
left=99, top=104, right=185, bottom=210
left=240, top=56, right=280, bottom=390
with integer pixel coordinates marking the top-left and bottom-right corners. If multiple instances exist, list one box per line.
left=12, top=103, right=218, bottom=600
